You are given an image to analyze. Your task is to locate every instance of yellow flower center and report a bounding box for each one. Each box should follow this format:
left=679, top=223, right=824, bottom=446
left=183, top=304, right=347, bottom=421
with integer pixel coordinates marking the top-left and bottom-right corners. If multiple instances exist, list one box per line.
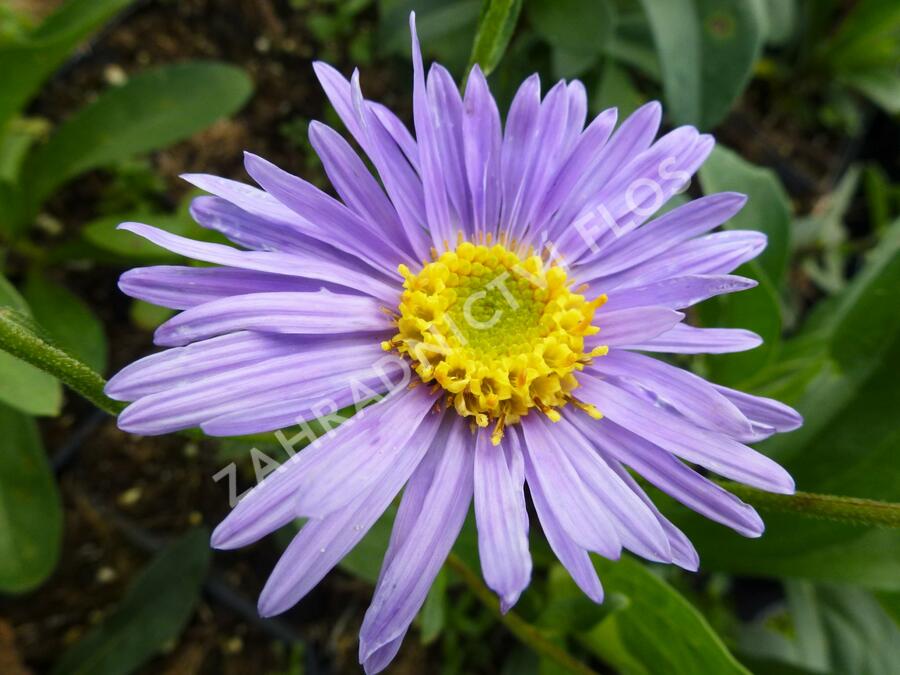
left=383, top=240, right=608, bottom=444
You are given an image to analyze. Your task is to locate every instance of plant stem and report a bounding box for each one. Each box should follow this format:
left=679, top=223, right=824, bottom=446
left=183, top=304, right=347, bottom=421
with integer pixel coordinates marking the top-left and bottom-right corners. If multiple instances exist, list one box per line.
left=0, top=307, right=124, bottom=416
left=720, top=482, right=900, bottom=528
left=446, top=553, right=599, bottom=675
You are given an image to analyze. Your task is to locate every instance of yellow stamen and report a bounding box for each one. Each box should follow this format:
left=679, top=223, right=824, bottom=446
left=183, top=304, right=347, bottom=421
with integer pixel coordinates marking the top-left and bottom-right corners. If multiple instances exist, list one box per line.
left=385, top=241, right=605, bottom=441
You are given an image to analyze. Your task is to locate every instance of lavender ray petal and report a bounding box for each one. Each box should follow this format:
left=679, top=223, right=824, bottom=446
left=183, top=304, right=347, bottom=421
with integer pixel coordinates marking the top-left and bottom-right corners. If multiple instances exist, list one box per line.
left=153, top=290, right=391, bottom=347
left=570, top=415, right=765, bottom=536
left=523, top=428, right=604, bottom=602
left=210, top=387, right=435, bottom=550
left=358, top=415, right=473, bottom=662
left=118, top=265, right=336, bottom=311
left=593, top=307, right=684, bottom=347
left=256, top=410, right=443, bottom=617
left=498, top=73, right=541, bottom=238
left=369, top=102, right=419, bottom=169
left=578, top=192, right=748, bottom=278
left=243, top=152, right=407, bottom=273
left=600, top=274, right=757, bottom=312
left=409, top=14, right=456, bottom=249
left=594, top=349, right=753, bottom=438
left=584, top=230, right=767, bottom=291
left=117, top=222, right=397, bottom=303
left=474, top=430, right=532, bottom=611
left=308, top=121, right=410, bottom=250
left=555, top=415, right=672, bottom=562
left=712, top=385, right=804, bottom=432
left=463, top=65, right=502, bottom=237
left=117, top=341, right=385, bottom=435
left=428, top=64, right=473, bottom=233
left=520, top=416, right=622, bottom=557
left=579, top=375, right=794, bottom=494
left=105, top=331, right=327, bottom=400
left=622, top=323, right=763, bottom=354
left=602, top=455, right=699, bottom=570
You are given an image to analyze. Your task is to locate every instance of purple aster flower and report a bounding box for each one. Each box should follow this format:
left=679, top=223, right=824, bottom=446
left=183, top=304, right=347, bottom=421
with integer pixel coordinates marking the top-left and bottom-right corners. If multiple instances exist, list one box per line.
left=107, top=14, right=801, bottom=673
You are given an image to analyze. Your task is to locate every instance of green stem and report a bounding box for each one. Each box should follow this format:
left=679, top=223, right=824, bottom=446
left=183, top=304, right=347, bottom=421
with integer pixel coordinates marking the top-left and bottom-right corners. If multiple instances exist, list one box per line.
left=0, top=307, right=124, bottom=416
left=719, top=482, right=900, bottom=528
left=446, top=553, right=599, bottom=675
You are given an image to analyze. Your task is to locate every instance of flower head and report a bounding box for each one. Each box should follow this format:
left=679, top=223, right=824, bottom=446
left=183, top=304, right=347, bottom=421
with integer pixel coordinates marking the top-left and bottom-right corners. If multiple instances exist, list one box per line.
left=107, top=14, right=801, bottom=674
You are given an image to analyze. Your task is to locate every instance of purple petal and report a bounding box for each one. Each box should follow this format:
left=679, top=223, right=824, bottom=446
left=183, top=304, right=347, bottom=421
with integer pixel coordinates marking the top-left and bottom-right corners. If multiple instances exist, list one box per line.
left=522, top=426, right=603, bottom=602
left=578, top=192, right=748, bottom=278
left=118, top=265, right=331, bottom=310
left=531, top=107, right=617, bottom=234
left=243, top=152, right=407, bottom=273
left=462, top=65, right=502, bottom=237
left=428, top=64, right=472, bottom=232
left=105, top=331, right=322, bottom=400
left=600, top=274, right=757, bottom=312
left=713, top=385, right=803, bottom=432
left=623, top=323, right=763, bottom=354
left=369, top=102, right=419, bottom=169
left=211, top=386, right=436, bottom=550
left=555, top=416, right=672, bottom=562
left=117, top=222, right=397, bottom=303
left=153, top=290, right=391, bottom=347
left=257, top=409, right=443, bottom=617
left=593, top=306, right=684, bottom=346
left=571, top=416, right=765, bottom=537
left=117, top=340, right=384, bottom=435
left=594, top=349, right=753, bottom=438
left=308, top=121, right=409, bottom=248
left=499, top=73, right=541, bottom=237
left=409, top=14, right=455, bottom=248
left=579, top=375, right=794, bottom=493
left=520, top=416, right=622, bottom=558
left=474, top=431, right=531, bottom=611
left=589, top=230, right=767, bottom=291
left=602, top=455, right=700, bottom=570
left=359, top=415, right=473, bottom=664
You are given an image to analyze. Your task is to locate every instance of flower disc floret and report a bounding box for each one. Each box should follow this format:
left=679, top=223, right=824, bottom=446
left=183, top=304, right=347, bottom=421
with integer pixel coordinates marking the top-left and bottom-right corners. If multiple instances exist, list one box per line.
left=385, top=241, right=607, bottom=441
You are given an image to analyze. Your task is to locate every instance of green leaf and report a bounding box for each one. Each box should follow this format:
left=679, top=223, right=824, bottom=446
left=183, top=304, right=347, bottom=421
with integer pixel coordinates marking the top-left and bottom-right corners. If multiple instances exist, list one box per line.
left=23, top=60, right=252, bottom=209
left=637, top=0, right=764, bottom=128
left=23, top=273, right=107, bottom=373
left=741, top=582, right=900, bottom=675
left=669, top=219, right=900, bottom=590
left=81, top=209, right=206, bottom=262
left=467, top=0, right=523, bottom=76
left=700, top=145, right=792, bottom=287
left=420, top=566, right=447, bottom=644
left=0, top=0, right=134, bottom=131
left=581, top=556, right=750, bottom=675
left=0, top=402, right=62, bottom=592
left=842, top=67, right=900, bottom=115
left=698, top=145, right=791, bottom=385
left=0, top=276, right=62, bottom=416
left=527, top=0, right=616, bottom=61
left=592, top=60, right=645, bottom=118
left=52, top=528, right=210, bottom=675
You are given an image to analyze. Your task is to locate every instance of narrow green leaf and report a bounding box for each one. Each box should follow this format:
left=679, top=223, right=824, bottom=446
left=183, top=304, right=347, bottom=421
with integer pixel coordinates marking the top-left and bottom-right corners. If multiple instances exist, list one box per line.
left=582, top=556, right=750, bottom=675
left=420, top=567, right=447, bottom=644
left=52, top=529, right=211, bottom=675
left=467, top=0, right=523, bottom=76
left=24, top=273, right=108, bottom=373
left=0, top=275, right=62, bottom=416
left=24, top=60, right=252, bottom=209
left=0, top=0, right=134, bottom=130
left=637, top=0, right=764, bottom=128
left=0, top=402, right=62, bottom=592
left=527, top=0, right=616, bottom=63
